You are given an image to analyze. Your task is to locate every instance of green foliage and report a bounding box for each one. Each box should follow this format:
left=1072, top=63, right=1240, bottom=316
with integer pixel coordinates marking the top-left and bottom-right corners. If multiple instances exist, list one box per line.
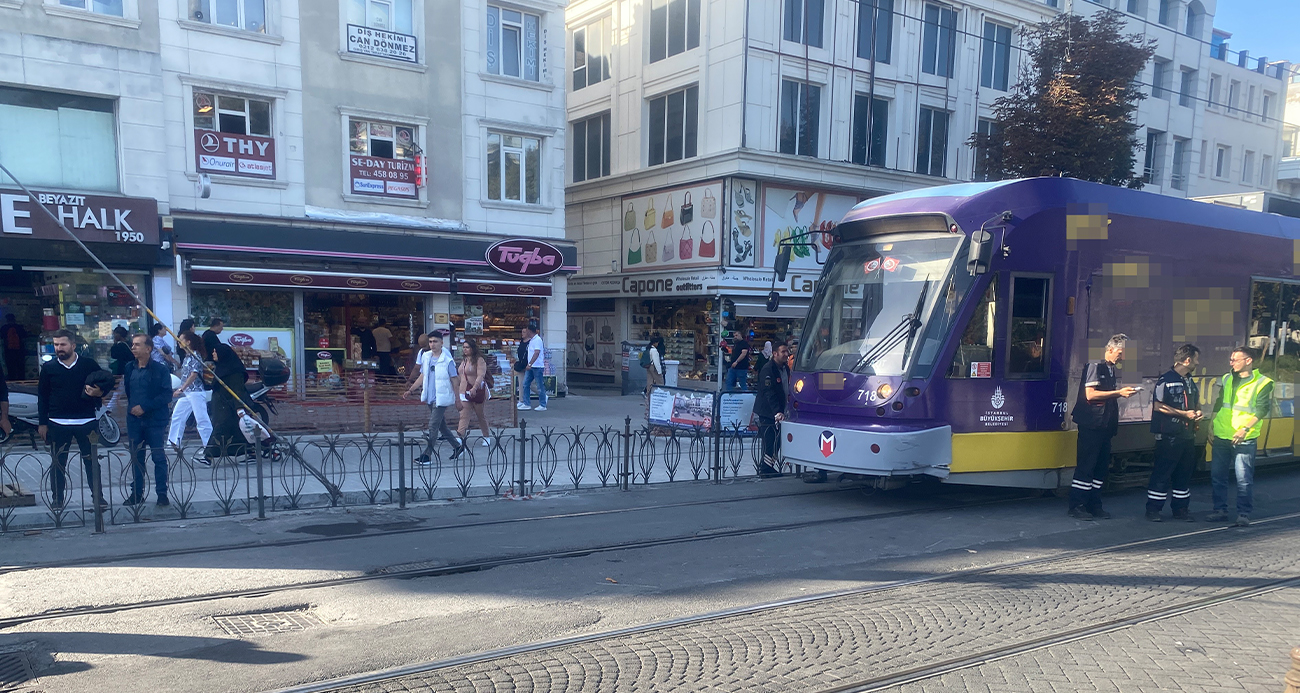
left=970, top=13, right=1156, bottom=188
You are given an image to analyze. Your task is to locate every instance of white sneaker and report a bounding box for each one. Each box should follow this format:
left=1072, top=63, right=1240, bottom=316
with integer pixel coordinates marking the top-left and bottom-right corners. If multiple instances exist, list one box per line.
left=480, top=437, right=492, bottom=447
left=534, top=405, right=547, bottom=412
left=517, top=403, right=532, bottom=410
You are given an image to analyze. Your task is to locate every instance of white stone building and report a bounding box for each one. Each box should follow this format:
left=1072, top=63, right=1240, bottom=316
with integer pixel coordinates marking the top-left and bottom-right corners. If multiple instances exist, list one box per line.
left=562, top=0, right=1290, bottom=389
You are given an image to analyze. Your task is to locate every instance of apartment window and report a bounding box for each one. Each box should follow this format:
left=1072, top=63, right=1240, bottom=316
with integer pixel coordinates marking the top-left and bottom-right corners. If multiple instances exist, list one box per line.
left=1126, top=0, right=1142, bottom=14
left=648, top=85, right=699, bottom=166
left=1178, top=69, right=1196, bottom=107
left=348, top=118, right=418, bottom=198
left=779, top=80, right=821, bottom=157
left=193, top=91, right=275, bottom=178
left=980, top=21, right=1012, bottom=91
left=1242, top=150, right=1255, bottom=184
left=1183, top=1, right=1201, bottom=36
left=1261, top=93, right=1273, bottom=121
left=1143, top=130, right=1164, bottom=185
left=1170, top=137, right=1188, bottom=191
left=1246, top=85, right=1256, bottom=117
left=1227, top=81, right=1239, bottom=113
left=571, top=112, right=611, bottom=182
left=916, top=106, right=949, bottom=177
left=975, top=118, right=1003, bottom=181
left=1210, top=32, right=1228, bottom=60
left=191, top=0, right=266, bottom=32
left=1214, top=145, right=1230, bottom=178
left=1207, top=75, right=1219, bottom=107
left=1284, top=126, right=1298, bottom=158
left=1261, top=155, right=1273, bottom=187
left=487, top=6, right=540, bottom=81
left=572, top=16, right=612, bottom=91
left=649, top=0, right=700, bottom=63
left=0, top=86, right=118, bottom=192
left=851, top=95, right=888, bottom=167
left=346, top=0, right=413, bottom=33
left=486, top=132, right=541, bottom=204
left=1198, top=139, right=1207, bottom=175
left=855, top=0, right=892, bottom=63
left=783, top=0, right=824, bottom=48
left=1152, top=60, right=1168, bottom=100
left=58, top=0, right=123, bottom=16
left=1157, top=0, right=1175, bottom=26
left=921, top=3, right=957, bottom=78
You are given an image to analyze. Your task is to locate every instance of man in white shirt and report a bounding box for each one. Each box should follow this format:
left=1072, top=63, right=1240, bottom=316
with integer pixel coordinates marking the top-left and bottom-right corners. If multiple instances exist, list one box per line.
left=518, top=323, right=548, bottom=411
left=372, top=319, right=394, bottom=375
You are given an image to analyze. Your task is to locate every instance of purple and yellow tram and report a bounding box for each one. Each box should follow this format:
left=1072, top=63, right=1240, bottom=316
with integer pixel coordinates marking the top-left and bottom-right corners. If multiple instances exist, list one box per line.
left=779, top=177, right=1300, bottom=488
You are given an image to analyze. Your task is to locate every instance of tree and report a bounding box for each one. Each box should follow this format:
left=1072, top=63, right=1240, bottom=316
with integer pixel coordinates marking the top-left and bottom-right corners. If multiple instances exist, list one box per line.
left=970, top=13, right=1156, bottom=188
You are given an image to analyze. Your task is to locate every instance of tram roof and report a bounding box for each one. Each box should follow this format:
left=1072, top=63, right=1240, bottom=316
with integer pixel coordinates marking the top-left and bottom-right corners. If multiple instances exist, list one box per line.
left=842, top=177, right=1300, bottom=241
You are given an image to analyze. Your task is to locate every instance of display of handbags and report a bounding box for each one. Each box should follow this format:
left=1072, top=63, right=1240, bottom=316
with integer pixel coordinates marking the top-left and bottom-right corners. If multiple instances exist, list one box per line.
left=662, top=225, right=676, bottom=262
left=661, top=194, right=675, bottom=228
left=680, top=191, right=694, bottom=225
left=700, top=221, right=716, bottom=258
left=701, top=189, right=716, bottom=219
left=644, top=198, right=657, bottom=230
left=623, top=203, right=636, bottom=231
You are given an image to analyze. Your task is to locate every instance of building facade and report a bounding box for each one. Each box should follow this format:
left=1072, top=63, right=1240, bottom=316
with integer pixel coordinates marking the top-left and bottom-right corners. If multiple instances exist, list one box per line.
left=0, top=0, right=168, bottom=379
left=2, top=0, right=574, bottom=393
left=563, top=0, right=1290, bottom=389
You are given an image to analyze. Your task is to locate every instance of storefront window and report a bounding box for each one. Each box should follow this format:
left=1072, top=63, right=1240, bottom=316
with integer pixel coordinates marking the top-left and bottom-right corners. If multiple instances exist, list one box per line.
left=4, top=270, right=149, bottom=375
left=191, top=288, right=295, bottom=386
left=629, top=298, right=717, bottom=382
left=303, top=292, right=424, bottom=390
left=450, top=296, right=542, bottom=397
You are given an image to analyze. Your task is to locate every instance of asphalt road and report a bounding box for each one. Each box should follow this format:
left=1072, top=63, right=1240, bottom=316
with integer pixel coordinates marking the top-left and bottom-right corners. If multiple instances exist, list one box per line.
left=2, top=466, right=1298, bottom=693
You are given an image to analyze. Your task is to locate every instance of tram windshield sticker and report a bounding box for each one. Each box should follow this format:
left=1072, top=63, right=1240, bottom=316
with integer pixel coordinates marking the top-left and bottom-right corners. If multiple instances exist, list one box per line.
left=970, top=362, right=992, bottom=378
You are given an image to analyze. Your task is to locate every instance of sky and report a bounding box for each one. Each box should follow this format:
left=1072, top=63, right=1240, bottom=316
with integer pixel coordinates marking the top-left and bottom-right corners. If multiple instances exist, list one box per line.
left=1211, top=0, right=1299, bottom=64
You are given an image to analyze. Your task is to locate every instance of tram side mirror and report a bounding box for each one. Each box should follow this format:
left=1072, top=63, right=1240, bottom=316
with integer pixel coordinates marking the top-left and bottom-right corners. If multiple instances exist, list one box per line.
left=766, top=290, right=781, bottom=313
left=967, top=230, right=994, bottom=276
left=774, top=245, right=792, bottom=282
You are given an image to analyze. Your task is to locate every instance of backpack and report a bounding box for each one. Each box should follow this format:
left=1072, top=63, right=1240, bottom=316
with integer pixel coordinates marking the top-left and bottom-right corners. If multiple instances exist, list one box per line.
left=639, top=346, right=653, bottom=369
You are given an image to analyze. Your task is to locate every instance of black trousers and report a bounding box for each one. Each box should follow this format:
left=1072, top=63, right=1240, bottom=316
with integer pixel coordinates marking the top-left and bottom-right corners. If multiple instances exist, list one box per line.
left=47, top=421, right=99, bottom=507
left=1146, top=435, right=1197, bottom=513
left=1069, top=427, right=1114, bottom=511
left=757, top=416, right=780, bottom=467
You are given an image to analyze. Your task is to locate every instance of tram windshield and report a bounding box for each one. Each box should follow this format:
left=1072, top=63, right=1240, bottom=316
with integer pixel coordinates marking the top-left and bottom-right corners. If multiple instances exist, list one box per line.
left=796, top=233, right=963, bottom=376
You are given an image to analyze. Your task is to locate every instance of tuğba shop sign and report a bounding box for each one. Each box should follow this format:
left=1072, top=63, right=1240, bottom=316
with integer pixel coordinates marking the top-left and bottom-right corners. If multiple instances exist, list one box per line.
left=486, top=239, right=564, bottom=278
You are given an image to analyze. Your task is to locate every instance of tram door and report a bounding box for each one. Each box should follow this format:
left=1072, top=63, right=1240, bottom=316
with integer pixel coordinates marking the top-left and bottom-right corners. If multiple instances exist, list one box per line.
left=1246, top=279, right=1300, bottom=453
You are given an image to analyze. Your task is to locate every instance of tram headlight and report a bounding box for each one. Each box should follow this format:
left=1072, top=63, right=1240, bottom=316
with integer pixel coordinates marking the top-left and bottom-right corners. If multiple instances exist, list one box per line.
left=876, top=383, right=894, bottom=400
left=794, top=378, right=805, bottom=394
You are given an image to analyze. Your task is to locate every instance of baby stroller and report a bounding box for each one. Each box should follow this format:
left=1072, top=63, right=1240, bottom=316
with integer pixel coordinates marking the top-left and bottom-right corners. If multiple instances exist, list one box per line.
left=242, top=358, right=289, bottom=462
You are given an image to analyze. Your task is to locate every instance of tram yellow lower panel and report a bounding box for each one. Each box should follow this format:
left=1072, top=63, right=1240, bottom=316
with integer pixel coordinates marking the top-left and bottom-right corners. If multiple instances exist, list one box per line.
left=951, top=430, right=1078, bottom=473
left=1263, top=417, right=1294, bottom=450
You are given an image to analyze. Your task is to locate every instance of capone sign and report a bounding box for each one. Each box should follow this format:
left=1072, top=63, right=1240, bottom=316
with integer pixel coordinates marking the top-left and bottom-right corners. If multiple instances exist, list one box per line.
left=486, top=239, right=564, bottom=278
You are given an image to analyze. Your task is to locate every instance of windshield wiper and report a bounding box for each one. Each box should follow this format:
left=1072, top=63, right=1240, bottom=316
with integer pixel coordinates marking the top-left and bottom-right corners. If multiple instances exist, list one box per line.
left=899, top=277, right=933, bottom=369
left=850, top=277, right=933, bottom=374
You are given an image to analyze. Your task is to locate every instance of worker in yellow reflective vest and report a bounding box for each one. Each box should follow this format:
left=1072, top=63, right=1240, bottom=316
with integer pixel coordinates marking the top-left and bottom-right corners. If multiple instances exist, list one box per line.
left=1208, top=346, right=1273, bottom=527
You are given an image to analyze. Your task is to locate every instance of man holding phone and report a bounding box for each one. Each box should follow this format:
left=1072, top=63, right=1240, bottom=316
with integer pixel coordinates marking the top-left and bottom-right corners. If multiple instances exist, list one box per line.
left=1068, top=334, right=1139, bottom=520
left=1207, top=346, right=1272, bottom=526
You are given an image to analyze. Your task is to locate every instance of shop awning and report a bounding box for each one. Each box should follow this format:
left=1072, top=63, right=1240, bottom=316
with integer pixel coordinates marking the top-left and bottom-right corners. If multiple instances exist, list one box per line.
left=173, top=216, right=579, bottom=272
left=732, top=300, right=809, bottom=319
left=189, top=267, right=551, bottom=296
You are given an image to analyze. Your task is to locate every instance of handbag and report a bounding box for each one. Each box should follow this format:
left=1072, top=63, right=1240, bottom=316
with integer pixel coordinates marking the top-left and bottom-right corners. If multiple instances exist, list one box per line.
left=644, top=198, right=657, bottom=230
left=627, top=227, right=643, bottom=265
left=700, top=220, right=717, bottom=257
left=467, top=381, right=488, bottom=404
left=662, top=226, right=676, bottom=262
left=644, top=228, right=659, bottom=263
left=680, top=191, right=694, bottom=224
left=623, top=203, right=636, bottom=231
left=679, top=223, right=694, bottom=260
left=701, top=189, right=717, bottom=218
left=661, top=194, right=675, bottom=228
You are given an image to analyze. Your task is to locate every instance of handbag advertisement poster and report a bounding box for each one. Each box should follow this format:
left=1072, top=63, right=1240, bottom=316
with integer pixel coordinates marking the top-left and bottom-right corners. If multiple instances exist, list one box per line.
left=762, top=186, right=863, bottom=271
left=621, top=180, right=724, bottom=272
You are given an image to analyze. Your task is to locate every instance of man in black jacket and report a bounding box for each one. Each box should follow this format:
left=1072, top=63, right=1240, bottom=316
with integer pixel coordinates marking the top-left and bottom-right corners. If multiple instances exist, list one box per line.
left=1146, top=344, right=1203, bottom=522
left=1068, top=334, right=1139, bottom=520
left=38, top=330, right=108, bottom=510
left=753, top=341, right=790, bottom=478
left=124, top=334, right=174, bottom=506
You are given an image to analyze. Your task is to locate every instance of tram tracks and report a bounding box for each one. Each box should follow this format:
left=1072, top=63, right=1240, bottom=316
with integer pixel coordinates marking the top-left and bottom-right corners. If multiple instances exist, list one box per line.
left=264, top=510, right=1300, bottom=693
left=0, top=487, right=1035, bottom=630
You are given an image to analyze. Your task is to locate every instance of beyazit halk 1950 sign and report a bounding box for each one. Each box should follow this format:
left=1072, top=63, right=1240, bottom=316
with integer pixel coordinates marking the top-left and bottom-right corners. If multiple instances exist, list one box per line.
left=486, top=239, right=564, bottom=278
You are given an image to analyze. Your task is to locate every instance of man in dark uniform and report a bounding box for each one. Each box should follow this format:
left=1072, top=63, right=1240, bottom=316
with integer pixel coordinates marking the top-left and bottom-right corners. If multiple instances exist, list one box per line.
left=753, top=340, right=790, bottom=478
left=1146, top=344, right=1203, bottom=522
left=1069, top=334, right=1138, bottom=519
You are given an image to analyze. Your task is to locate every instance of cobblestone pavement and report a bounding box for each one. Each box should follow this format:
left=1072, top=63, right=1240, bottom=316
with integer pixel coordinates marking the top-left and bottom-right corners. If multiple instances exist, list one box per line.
left=885, top=587, right=1300, bottom=693
left=313, top=519, right=1300, bottom=693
